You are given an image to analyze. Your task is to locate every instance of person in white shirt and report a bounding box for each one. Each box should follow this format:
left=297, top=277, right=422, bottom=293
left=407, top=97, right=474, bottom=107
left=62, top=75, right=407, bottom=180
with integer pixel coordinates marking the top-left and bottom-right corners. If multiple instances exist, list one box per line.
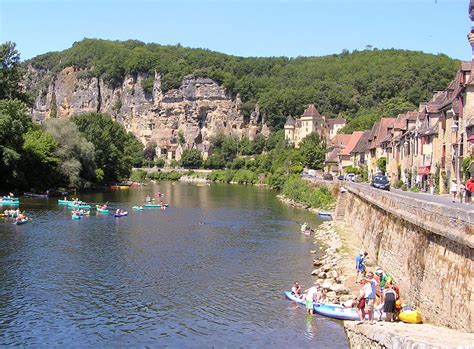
left=450, top=179, right=457, bottom=203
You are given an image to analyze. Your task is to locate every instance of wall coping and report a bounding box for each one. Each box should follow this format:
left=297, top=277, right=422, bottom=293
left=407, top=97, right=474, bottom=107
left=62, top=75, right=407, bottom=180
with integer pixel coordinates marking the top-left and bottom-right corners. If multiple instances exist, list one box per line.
left=344, top=182, right=474, bottom=248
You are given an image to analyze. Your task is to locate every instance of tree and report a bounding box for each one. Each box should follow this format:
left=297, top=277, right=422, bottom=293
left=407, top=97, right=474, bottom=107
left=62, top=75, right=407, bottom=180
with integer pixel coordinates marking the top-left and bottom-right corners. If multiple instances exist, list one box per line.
left=204, top=152, right=226, bottom=169
left=0, top=99, right=33, bottom=189
left=43, top=118, right=96, bottom=187
left=22, top=129, right=60, bottom=189
left=72, top=113, right=143, bottom=182
left=180, top=149, right=203, bottom=168
left=0, top=42, right=29, bottom=103
left=377, top=157, right=387, bottom=174
left=298, top=133, right=326, bottom=170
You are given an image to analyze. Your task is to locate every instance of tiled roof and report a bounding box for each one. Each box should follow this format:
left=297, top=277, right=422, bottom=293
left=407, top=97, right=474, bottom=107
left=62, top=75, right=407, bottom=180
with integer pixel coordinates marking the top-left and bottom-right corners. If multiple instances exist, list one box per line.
left=330, top=134, right=351, bottom=148
left=326, top=117, right=346, bottom=127
left=285, top=115, right=295, bottom=126
left=303, top=104, right=321, bottom=117
left=340, top=131, right=364, bottom=156
left=368, top=117, right=396, bottom=149
left=326, top=148, right=341, bottom=163
left=351, top=130, right=371, bottom=154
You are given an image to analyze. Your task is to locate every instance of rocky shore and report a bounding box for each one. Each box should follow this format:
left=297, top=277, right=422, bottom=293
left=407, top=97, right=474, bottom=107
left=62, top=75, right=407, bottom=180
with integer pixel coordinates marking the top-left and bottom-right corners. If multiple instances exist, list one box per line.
left=276, top=194, right=320, bottom=214
left=179, top=175, right=209, bottom=184
left=310, top=221, right=354, bottom=304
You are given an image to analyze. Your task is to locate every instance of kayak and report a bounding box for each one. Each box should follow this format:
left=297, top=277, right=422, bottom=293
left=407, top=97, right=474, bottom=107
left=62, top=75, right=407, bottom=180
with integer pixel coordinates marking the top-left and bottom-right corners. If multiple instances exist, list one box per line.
left=132, top=206, right=144, bottom=211
left=96, top=205, right=109, bottom=213
left=72, top=214, right=81, bottom=220
left=145, top=198, right=155, bottom=202
left=114, top=212, right=128, bottom=217
left=14, top=218, right=29, bottom=225
left=58, top=199, right=73, bottom=204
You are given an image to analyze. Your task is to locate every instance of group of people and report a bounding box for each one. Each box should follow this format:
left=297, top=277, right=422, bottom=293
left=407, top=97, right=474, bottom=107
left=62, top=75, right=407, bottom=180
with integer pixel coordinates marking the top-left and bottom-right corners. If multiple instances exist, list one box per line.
left=355, top=252, right=400, bottom=324
left=291, top=282, right=328, bottom=315
left=450, top=176, right=474, bottom=204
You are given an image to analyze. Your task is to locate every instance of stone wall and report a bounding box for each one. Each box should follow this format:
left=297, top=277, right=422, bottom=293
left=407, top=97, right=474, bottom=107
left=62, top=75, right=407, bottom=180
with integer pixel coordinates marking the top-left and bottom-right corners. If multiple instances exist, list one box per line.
left=339, top=183, right=473, bottom=332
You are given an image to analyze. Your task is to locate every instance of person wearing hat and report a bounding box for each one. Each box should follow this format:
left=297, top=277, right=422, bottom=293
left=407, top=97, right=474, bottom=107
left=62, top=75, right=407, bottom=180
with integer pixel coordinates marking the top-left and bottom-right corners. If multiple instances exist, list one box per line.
left=375, top=268, right=394, bottom=290
left=450, top=178, right=457, bottom=203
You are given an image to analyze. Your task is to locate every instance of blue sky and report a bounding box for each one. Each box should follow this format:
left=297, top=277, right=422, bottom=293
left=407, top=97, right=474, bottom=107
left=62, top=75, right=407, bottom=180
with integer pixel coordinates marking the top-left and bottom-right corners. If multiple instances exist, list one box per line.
left=1, top=0, right=473, bottom=61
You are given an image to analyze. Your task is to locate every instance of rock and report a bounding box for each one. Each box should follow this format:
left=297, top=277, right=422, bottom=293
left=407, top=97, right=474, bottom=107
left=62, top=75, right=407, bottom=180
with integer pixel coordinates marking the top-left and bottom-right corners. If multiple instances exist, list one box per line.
left=311, top=269, right=320, bottom=276
left=315, top=279, right=325, bottom=285
left=310, top=250, right=318, bottom=254
left=328, top=270, right=338, bottom=278
left=313, top=259, right=323, bottom=266
left=330, top=284, right=351, bottom=295
left=322, top=265, right=331, bottom=272
left=318, top=271, right=327, bottom=279
left=322, top=281, right=332, bottom=289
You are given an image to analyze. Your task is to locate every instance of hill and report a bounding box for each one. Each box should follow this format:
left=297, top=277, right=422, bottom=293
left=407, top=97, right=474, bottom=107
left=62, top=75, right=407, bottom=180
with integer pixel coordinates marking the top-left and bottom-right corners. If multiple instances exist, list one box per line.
left=25, top=38, right=460, bottom=131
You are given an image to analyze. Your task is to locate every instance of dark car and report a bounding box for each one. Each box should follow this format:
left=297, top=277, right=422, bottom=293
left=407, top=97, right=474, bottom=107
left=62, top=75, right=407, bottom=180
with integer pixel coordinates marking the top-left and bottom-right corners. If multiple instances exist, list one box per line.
left=371, top=175, right=390, bottom=191
left=323, top=173, right=333, bottom=181
left=337, top=175, right=344, bottom=180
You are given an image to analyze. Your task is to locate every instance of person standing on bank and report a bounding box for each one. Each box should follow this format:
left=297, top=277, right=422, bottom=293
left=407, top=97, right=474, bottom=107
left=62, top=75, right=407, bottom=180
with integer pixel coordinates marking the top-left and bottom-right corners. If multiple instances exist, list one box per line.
left=466, top=176, right=474, bottom=204
left=363, top=272, right=377, bottom=324
left=450, top=178, right=457, bottom=203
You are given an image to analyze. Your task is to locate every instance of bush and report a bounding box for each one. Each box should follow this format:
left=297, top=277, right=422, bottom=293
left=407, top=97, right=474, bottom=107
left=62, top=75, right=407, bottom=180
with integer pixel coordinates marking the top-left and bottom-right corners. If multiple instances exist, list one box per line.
left=146, top=170, right=182, bottom=181
left=180, top=149, right=203, bottom=168
left=204, top=153, right=226, bottom=169
left=130, top=169, right=147, bottom=182
left=409, top=186, right=420, bottom=193
left=155, top=158, right=165, bottom=168
left=393, top=180, right=404, bottom=189
left=232, top=169, right=258, bottom=184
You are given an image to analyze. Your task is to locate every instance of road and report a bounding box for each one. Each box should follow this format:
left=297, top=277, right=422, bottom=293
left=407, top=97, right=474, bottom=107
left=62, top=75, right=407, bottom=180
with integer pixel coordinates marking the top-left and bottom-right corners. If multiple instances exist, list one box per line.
left=348, top=182, right=474, bottom=212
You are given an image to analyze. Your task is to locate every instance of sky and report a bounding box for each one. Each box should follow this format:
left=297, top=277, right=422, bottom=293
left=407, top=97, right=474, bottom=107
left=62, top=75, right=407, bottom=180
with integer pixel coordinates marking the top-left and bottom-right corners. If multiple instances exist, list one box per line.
left=1, top=0, right=473, bottom=61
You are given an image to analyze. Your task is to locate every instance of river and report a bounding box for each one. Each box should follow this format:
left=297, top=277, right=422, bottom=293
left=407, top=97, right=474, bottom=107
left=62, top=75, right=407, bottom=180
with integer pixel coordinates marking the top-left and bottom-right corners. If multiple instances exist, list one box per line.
left=0, top=182, right=348, bottom=348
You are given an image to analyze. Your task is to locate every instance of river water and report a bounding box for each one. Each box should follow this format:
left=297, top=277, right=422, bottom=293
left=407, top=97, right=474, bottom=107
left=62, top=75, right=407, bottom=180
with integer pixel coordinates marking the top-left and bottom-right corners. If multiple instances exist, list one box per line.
left=0, top=182, right=348, bottom=348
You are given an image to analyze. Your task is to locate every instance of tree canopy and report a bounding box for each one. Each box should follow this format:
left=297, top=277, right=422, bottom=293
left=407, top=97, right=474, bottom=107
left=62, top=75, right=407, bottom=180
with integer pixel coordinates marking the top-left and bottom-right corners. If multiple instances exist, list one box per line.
left=25, top=38, right=460, bottom=131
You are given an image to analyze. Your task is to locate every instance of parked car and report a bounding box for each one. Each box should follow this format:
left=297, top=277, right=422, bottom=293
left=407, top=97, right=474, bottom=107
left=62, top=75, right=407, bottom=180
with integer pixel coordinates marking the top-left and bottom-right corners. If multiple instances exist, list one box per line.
left=371, top=175, right=390, bottom=191
left=345, top=173, right=356, bottom=182
left=337, top=175, right=344, bottom=181
left=323, top=173, right=333, bottom=181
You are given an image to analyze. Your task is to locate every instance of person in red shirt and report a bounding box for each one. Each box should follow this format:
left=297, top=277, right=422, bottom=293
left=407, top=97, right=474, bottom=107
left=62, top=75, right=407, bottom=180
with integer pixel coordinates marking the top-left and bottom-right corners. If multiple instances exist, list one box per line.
left=466, top=176, right=474, bottom=204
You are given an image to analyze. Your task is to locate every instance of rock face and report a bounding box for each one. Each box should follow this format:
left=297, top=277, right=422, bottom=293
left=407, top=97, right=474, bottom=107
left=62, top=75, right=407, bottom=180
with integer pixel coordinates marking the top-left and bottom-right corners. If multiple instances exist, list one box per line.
left=25, top=67, right=269, bottom=159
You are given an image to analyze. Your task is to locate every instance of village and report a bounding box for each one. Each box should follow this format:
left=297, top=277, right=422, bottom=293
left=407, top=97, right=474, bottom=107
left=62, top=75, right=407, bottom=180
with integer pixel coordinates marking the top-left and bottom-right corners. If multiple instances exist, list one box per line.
left=285, top=60, right=474, bottom=195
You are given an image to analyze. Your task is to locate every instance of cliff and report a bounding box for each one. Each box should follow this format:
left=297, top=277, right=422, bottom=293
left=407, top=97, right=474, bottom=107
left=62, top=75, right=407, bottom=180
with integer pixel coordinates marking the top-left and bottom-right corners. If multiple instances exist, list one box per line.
left=25, top=66, right=269, bottom=159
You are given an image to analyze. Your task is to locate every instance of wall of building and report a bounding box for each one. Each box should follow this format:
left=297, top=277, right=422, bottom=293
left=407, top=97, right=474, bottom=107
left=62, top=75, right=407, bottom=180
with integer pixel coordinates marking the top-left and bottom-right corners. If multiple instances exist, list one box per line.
left=338, top=182, right=473, bottom=332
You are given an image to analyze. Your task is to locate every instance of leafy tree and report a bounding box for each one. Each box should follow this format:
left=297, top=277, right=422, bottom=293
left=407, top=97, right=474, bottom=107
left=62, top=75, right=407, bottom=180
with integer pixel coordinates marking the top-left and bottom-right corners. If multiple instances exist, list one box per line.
left=72, top=113, right=143, bottom=182
left=204, top=152, right=226, bottom=169
left=0, top=42, right=29, bottom=103
left=299, top=133, right=326, bottom=169
left=22, top=129, right=60, bottom=189
left=43, top=118, right=96, bottom=187
left=180, top=149, right=203, bottom=168
left=377, top=157, right=387, bottom=174
left=0, top=99, right=33, bottom=189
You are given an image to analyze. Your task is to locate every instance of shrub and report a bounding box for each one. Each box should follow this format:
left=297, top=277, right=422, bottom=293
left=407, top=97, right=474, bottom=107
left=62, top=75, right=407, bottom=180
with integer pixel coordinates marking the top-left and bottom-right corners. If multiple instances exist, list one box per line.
left=155, top=158, right=165, bottom=168
left=130, top=169, right=147, bottom=182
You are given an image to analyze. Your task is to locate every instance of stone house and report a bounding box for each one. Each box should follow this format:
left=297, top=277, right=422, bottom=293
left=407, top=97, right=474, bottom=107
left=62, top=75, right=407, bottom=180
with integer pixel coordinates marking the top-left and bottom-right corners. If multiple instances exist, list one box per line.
left=366, top=117, right=396, bottom=179
left=284, top=104, right=345, bottom=147
left=350, top=130, right=371, bottom=168
left=325, top=134, right=351, bottom=174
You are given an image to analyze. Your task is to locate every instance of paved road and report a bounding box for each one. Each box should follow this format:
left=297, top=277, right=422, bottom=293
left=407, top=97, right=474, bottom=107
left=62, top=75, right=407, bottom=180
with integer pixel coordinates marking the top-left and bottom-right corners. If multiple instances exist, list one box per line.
left=347, top=182, right=474, bottom=212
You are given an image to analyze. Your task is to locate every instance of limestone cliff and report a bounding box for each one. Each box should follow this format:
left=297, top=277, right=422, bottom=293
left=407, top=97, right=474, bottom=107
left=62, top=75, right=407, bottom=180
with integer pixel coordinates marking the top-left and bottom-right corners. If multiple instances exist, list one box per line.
left=25, top=66, right=269, bottom=159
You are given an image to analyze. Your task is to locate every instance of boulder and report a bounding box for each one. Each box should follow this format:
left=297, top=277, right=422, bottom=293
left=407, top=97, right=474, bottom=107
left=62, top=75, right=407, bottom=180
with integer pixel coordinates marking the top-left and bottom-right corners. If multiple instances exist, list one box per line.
left=330, top=284, right=351, bottom=295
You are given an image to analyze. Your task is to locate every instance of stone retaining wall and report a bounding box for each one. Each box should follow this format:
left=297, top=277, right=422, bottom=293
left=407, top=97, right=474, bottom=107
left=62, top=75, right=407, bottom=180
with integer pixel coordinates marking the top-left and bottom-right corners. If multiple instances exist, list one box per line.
left=339, top=183, right=473, bottom=332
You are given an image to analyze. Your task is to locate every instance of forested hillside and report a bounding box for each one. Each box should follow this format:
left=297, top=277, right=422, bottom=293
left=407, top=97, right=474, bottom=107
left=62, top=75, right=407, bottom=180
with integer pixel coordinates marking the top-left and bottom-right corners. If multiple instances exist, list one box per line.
left=25, top=38, right=460, bottom=131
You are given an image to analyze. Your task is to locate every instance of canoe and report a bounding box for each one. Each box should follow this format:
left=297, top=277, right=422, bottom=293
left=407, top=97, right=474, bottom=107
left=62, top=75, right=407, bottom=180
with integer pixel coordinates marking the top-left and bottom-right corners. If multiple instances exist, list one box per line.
left=144, top=203, right=169, bottom=208
left=313, top=303, right=361, bottom=321
left=67, top=204, right=91, bottom=209
left=96, top=205, right=109, bottom=213
left=24, top=192, right=48, bottom=198
left=114, top=212, right=128, bottom=217
left=318, top=211, right=333, bottom=218
left=145, top=198, right=155, bottom=202
left=14, top=218, right=29, bottom=225
left=399, top=309, right=422, bottom=324
left=72, top=214, right=81, bottom=220
left=0, top=200, right=20, bottom=205
left=132, top=206, right=144, bottom=211
left=2, top=197, right=19, bottom=202
left=284, top=291, right=305, bottom=305
left=58, top=199, right=73, bottom=204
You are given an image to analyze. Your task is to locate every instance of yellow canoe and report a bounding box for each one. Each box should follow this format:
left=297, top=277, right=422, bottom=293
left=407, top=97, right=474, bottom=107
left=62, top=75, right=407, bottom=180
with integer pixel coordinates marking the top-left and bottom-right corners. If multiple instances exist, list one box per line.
left=399, top=310, right=423, bottom=324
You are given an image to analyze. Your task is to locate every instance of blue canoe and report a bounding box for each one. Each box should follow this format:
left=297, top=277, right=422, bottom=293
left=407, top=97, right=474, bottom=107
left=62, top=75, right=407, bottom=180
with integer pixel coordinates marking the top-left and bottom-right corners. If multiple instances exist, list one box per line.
left=14, top=218, right=29, bottom=225
left=58, top=199, right=73, bottom=204
left=114, top=212, right=128, bottom=217
left=285, top=291, right=371, bottom=321
left=72, top=214, right=81, bottom=220
left=284, top=291, right=305, bottom=305
left=67, top=204, right=91, bottom=209
left=144, top=203, right=169, bottom=208
left=318, top=211, right=333, bottom=218
left=132, top=206, right=144, bottom=211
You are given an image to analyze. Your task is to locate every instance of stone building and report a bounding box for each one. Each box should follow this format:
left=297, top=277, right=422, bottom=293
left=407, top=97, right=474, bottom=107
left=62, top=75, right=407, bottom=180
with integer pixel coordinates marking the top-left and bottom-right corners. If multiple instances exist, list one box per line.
left=284, top=104, right=345, bottom=147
